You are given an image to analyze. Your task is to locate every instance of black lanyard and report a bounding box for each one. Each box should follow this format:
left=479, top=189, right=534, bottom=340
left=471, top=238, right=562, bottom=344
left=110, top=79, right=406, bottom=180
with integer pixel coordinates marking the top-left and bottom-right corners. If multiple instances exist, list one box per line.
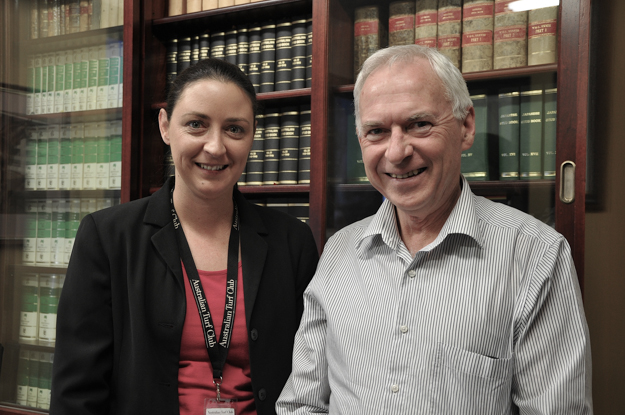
left=171, top=188, right=240, bottom=382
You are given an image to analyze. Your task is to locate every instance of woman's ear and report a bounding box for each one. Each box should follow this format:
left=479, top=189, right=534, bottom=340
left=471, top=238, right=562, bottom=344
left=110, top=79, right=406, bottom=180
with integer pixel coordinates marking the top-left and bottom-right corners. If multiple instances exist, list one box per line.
left=158, top=108, right=171, bottom=145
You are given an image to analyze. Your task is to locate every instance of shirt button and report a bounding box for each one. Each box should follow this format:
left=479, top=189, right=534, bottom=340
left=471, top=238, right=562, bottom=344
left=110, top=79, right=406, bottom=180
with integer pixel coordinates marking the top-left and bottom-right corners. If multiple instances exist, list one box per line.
left=408, top=270, right=416, bottom=278
left=400, top=325, right=408, bottom=334
left=258, top=388, right=267, bottom=400
left=391, top=384, right=399, bottom=393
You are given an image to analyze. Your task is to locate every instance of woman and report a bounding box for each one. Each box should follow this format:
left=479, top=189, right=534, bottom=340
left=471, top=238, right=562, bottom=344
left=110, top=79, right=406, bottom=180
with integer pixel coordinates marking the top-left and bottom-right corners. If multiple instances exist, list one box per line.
left=50, top=58, right=319, bottom=415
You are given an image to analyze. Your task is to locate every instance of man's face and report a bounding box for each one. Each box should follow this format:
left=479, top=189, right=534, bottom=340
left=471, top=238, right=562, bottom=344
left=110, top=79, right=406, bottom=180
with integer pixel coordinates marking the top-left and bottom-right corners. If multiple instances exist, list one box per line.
left=358, top=58, right=475, bottom=221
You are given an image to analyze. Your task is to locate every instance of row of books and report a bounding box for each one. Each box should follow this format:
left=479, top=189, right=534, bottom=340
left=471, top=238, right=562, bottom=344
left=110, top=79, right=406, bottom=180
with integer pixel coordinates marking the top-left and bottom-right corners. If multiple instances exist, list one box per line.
left=29, top=0, right=124, bottom=39
left=166, top=15, right=313, bottom=93
left=253, top=198, right=310, bottom=224
left=26, top=42, right=124, bottom=115
left=22, top=197, right=120, bottom=267
left=16, top=348, right=55, bottom=410
left=461, top=86, right=557, bottom=181
left=23, top=121, right=123, bottom=191
left=355, top=1, right=557, bottom=76
left=19, top=273, right=65, bottom=346
left=168, top=0, right=269, bottom=16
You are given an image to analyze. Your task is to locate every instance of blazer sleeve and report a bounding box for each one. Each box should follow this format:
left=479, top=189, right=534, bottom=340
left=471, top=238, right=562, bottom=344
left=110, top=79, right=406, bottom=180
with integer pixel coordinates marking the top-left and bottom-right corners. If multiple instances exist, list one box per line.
left=50, top=214, right=114, bottom=415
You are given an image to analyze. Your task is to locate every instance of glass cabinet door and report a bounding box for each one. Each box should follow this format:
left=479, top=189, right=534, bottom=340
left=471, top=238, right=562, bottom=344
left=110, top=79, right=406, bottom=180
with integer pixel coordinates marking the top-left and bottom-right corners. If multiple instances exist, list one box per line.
left=323, top=0, right=563, bottom=241
left=0, top=1, right=124, bottom=412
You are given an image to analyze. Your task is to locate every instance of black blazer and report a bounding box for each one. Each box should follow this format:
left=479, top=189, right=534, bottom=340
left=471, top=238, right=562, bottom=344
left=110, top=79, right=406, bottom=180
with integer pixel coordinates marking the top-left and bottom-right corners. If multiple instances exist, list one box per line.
left=50, top=177, right=319, bottom=415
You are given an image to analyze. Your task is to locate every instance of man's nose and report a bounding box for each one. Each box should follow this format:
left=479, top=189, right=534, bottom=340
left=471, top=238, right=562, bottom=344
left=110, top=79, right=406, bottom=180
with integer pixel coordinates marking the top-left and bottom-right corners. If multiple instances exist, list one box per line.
left=385, top=127, right=413, bottom=163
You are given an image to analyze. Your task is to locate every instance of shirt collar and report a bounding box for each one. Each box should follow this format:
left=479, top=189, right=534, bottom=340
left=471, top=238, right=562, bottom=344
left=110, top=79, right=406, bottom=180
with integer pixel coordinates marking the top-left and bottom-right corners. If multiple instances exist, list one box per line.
left=356, top=176, right=484, bottom=254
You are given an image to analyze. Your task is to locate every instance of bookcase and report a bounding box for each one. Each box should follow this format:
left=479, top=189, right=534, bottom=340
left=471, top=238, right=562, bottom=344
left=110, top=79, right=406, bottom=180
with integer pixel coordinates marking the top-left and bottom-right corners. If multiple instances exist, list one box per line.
left=0, top=0, right=592, bottom=413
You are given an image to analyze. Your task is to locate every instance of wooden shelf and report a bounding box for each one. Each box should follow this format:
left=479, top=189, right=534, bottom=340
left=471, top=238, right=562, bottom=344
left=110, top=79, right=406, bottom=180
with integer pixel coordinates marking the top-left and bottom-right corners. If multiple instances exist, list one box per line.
left=23, top=26, right=123, bottom=53
left=26, top=108, right=123, bottom=124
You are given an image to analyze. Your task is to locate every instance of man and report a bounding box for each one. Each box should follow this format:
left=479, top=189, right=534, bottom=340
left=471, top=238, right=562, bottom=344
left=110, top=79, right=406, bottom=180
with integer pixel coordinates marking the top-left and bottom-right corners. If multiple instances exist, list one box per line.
left=276, top=45, right=593, bottom=414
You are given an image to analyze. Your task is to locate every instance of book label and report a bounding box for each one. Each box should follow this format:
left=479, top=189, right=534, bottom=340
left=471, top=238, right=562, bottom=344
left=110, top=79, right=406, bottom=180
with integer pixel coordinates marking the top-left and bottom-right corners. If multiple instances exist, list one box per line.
left=439, top=9, right=462, bottom=23
left=354, top=20, right=379, bottom=37
left=495, top=25, right=527, bottom=42
left=463, top=30, right=493, bottom=46
left=438, top=35, right=461, bottom=49
left=416, top=11, right=437, bottom=27
left=529, top=20, right=557, bottom=38
left=389, top=16, right=415, bottom=33
left=464, top=3, right=495, bottom=20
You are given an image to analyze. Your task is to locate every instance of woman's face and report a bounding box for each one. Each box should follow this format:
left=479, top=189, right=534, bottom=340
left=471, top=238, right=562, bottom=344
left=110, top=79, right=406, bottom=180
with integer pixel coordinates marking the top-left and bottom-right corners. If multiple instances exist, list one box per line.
left=158, top=79, right=255, bottom=203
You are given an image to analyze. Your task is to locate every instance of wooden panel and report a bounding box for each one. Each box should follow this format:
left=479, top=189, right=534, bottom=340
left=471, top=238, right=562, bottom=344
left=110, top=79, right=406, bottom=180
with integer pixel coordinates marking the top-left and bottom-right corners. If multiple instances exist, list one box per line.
left=556, top=0, right=591, bottom=290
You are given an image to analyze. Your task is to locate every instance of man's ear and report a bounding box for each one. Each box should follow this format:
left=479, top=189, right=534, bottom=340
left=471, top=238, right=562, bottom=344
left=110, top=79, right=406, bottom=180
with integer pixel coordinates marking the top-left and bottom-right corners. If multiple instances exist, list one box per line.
left=461, top=107, right=476, bottom=151
left=158, top=108, right=171, bottom=145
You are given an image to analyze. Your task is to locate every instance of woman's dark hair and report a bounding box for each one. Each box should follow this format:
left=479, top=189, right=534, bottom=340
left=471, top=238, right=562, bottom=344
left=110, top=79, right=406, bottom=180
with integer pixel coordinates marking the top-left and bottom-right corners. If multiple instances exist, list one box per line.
left=165, top=58, right=258, bottom=120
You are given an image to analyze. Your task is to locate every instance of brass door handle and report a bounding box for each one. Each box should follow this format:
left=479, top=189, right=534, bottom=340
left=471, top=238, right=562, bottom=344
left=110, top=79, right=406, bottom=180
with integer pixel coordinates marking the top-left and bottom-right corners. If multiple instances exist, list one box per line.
left=559, top=161, right=576, bottom=204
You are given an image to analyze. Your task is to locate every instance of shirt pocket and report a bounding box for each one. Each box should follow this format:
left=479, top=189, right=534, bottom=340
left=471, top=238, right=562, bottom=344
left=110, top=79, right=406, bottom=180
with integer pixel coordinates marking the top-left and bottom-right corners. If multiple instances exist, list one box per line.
left=429, top=342, right=513, bottom=415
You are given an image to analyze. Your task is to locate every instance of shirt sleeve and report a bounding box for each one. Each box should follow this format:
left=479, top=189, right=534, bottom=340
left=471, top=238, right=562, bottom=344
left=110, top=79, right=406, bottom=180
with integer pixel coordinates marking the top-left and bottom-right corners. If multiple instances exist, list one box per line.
left=512, top=237, right=593, bottom=414
left=276, top=280, right=331, bottom=414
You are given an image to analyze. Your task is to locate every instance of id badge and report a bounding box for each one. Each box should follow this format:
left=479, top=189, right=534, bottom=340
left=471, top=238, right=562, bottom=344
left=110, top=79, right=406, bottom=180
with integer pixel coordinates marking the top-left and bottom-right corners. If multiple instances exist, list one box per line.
left=205, top=398, right=236, bottom=415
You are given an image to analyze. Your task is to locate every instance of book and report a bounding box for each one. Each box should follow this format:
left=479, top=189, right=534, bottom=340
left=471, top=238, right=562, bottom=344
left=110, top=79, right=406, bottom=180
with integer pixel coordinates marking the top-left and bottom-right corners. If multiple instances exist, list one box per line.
left=519, top=88, right=543, bottom=180
left=199, top=33, right=210, bottom=60
left=70, top=123, right=85, bottom=190
left=462, top=0, right=494, bottom=73
left=109, top=120, right=122, bottom=189
left=44, top=53, right=55, bottom=114
left=298, top=104, right=311, bottom=184
left=543, top=87, right=557, bottom=179
left=86, top=46, right=99, bottom=111
left=498, top=87, right=520, bottom=180
left=30, top=2, right=39, bottom=39
left=63, top=51, right=73, bottom=112
left=177, top=37, right=192, bottom=74
left=493, top=0, right=527, bottom=69
left=107, top=41, right=122, bottom=108
left=389, top=1, right=415, bottom=46
left=59, top=125, right=72, bottom=190
left=68, top=0, right=81, bottom=33
left=53, top=52, right=65, bottom=113
left=528, top=6, right=558, bottom=65
left=225, top=28, right=238, bottom=65
left=79, top=48, right=89, bottom=111
left=354, top=5, right=383, bottom=79
left=278, top=106, right=300, bottom=184
left=25, top=128, right=38, bottom=190
left=263, top=108, right=280, bottom=185
left=246, top=113, right=265, bottom=185
left=96, top=44, right=110, bottom=109
left=210, top=31, right=226, bottom=60
left=166, top=38, right=178, bottom=90
left=169, top=0, right=185, bottom=16
left=71, top=49, right=82, bottom=111
left=33, top=54, right=43, bottom=114
left=96, top=122, right=111, bottom=189
left=83, top=122, right=98, bottom=189
left=260, top=22, right=276, bottom=93
left=187, top=0, right=202, bottom=13
left=16, top=349, right=30, bottom=405
left=414, top=0, right=438, bottom=49
left=191, top=35, right=200, bottom=65
left=79, top=0, right=89, bottom=32
left=275, top=18, right=293, bottom=91
left=203, top=0, right=218, bottom=10
left=305, top=15, right=313, bottom=87
left=290, top=16, right=307, bottom=89
left=46, top=125, right=60, bottom=189
left=248, top=24, right=262, bottom=92
left=461, top=93, right=489, bottom=181
left=219, top=0, right=235, bottom=6
left=236, top=25, right=249, bottom=75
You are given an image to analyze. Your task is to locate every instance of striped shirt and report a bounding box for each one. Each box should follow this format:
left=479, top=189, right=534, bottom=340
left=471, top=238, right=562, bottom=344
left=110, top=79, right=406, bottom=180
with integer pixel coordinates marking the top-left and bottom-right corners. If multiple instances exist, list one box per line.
left=276, top=177, right=592, bottom=414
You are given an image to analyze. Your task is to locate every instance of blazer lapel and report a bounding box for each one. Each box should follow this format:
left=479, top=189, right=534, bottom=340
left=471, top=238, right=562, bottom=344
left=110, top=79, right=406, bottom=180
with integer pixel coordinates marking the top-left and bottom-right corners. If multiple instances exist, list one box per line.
left=145, top=177, right=184, bottom=290
left=236, top=190, right=268, bottom=325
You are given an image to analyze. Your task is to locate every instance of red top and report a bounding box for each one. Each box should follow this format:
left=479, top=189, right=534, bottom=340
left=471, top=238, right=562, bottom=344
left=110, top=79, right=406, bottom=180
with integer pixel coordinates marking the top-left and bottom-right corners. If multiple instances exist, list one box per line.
left=179, top=262, right=257, bottom=415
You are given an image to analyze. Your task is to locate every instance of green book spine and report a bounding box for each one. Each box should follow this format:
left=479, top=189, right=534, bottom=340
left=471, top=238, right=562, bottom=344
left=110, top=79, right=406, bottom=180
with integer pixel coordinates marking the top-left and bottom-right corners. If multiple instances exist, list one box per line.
left=86, top=47, right=99, bottom=110
left=27, top=350, right=40, bottom=407
left=96, top=44, right=110, bottom=109
left=23, top=202, right=38, bottom=264
left=498, top=88, right=520, bottom=180
left=45, top=53, right=56, bottom=114
left=63, top=51, right=73, bottom=112
left=59, top=125, right=72, bottom=189
left=46, top=125, right=60, bottom=189
left=20, top=274, right=40, bottom=342
left=520, top=89, right=544, bottom=180
left=543, top=87, right=557, bottom=179
left=33, top=54, right=43, bottom=114
left=109, top=120, right=122, bottom=189
left=107, top=41, right=121, bottom=108
left=25, top=128, right=38, bottom=190
left=461, top=93, right=489, bottom=181
left=70, top=123, right=85, bottom=190
left=54, top=52, right=65, bottom=113
left=36, top=352, right=53, bottom=409
left=16, top=349, right=30, bottom=405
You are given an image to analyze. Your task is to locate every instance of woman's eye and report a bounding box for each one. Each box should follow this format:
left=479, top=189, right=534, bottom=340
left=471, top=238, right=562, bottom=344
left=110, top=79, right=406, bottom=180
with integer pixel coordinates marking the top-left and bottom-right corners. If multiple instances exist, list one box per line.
left=227, top=125, right=244, bottom=135
left=188, top=120, right=202, bottom=129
